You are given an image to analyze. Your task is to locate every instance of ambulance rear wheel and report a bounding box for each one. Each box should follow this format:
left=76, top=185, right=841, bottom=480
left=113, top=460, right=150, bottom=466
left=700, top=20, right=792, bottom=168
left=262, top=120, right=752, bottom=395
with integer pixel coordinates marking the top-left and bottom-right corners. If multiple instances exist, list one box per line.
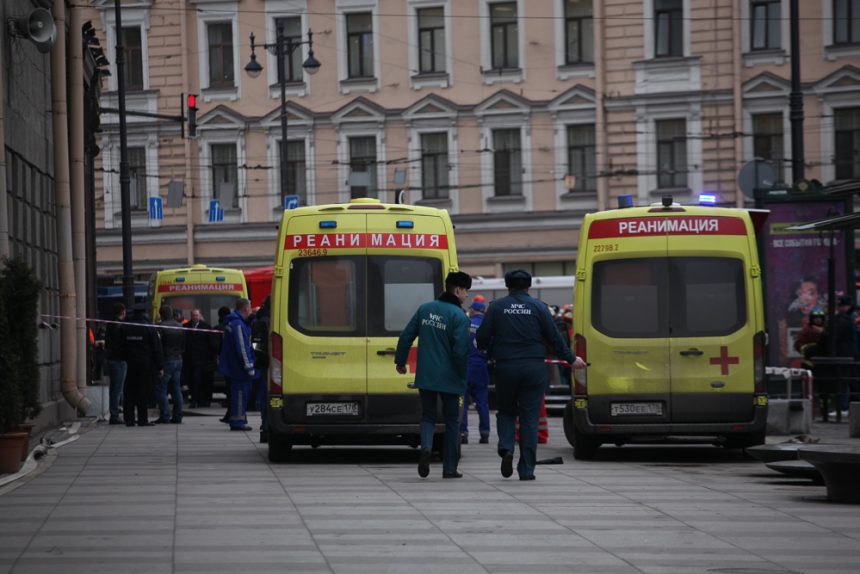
left=724, top=428, right=766, bottom=450
left=267, top=433, right=293, bottom=463
left=572, top=427, right=600, bottom=460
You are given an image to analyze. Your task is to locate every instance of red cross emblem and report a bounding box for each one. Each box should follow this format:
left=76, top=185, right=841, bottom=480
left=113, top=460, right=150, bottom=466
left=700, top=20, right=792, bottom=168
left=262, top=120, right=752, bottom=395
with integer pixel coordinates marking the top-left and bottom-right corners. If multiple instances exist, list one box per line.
left=709, top=346, right=739, bottom=376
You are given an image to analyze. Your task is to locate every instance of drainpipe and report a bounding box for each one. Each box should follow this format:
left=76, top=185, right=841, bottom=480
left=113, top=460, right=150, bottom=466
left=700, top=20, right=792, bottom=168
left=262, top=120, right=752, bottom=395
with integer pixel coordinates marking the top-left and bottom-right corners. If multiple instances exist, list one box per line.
left=0, top=2, right=9, bottom=259
left=180, top=0, right=195, bottom=264
left=594, top=0, right=607, bottom=212
left=733, top=0, right=744, bottom=207
left=53, top=0, right=91, bottom=414
left=70, top=5, right=88, bottom=396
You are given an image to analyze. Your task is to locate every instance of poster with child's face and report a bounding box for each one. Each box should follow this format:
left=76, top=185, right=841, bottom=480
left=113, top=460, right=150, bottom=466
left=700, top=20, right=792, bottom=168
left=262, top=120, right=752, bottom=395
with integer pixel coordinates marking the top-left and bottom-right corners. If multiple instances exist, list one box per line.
left=764, top=201, right=848, bottom=367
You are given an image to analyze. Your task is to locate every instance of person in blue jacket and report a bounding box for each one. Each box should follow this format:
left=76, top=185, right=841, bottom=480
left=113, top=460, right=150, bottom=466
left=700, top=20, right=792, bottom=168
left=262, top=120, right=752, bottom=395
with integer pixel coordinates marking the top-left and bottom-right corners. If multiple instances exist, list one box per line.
left=219, top=298, right=256, bottom=431
left=460, top=300, right=490, bottom=445
left=477, top=269, right=585, bottom=481
left=395, top=271, right=472, bottom=479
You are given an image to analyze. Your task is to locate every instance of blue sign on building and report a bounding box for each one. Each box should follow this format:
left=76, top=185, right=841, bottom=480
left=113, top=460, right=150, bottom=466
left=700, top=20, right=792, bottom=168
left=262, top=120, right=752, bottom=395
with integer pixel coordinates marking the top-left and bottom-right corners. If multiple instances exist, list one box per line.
left=284, top=195, right=300, bottom=210
left=208, top=199, right=224, bottom=223
left=148, top=197, right=163, bottom=222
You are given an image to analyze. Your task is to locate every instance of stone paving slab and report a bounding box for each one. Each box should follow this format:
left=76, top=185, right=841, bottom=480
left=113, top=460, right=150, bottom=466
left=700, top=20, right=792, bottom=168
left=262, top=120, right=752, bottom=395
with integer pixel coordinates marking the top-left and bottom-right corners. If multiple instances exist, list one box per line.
left=0, top=410, right=858, bottom=573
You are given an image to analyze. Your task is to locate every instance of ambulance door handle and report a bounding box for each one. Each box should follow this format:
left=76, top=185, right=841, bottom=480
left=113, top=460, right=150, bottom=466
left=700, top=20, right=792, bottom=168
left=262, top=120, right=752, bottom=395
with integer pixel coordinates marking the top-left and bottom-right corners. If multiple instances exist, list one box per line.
left=679, top=349, right=704, bottom=357
left=376, top=348, right=397, bottom=356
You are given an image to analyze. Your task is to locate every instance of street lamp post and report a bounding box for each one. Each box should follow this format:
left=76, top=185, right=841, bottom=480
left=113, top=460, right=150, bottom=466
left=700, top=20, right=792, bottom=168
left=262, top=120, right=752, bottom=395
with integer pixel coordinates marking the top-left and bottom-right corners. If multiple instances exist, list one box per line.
left=245, top=26, right=320, bottom=204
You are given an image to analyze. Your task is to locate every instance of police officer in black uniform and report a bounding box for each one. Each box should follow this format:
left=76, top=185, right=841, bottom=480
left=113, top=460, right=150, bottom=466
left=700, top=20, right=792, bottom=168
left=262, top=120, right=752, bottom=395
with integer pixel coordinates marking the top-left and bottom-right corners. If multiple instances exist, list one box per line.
left=121, top=303, right=164, bottom=426
left=477, top=269, right=584, bottom=480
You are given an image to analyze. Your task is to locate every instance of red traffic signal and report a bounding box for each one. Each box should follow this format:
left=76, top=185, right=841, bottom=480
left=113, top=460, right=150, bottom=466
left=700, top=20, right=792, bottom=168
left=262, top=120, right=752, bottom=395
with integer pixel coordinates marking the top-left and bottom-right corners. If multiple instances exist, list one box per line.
left=187, top=94, right=198, bottom=138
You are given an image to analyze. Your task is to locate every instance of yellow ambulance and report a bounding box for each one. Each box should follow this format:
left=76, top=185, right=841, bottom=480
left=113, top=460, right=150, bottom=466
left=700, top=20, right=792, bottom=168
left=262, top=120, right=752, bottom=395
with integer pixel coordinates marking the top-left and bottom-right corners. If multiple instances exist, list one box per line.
left=148, top=264, right=248, bottom=325
left=566, top=199, right=768, bottom=459
left=267, top=198, right=460, bottom=461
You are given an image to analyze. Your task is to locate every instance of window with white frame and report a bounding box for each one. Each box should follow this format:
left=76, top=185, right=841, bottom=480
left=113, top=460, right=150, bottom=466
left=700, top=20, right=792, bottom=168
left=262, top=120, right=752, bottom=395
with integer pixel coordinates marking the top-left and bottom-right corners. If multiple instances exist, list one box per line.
left=207, top=22, right=235, bottom=88
left=347, top=13, right=374, bottom=78
left=122, top=26, right=144, bottom=91
left=834, top=0, right=860, bottom=45
left=752, top=113, right=785, bottom=180
left=349, top=136, right=378, bottom=198
left=751, top=0, right=782, bottom=50
left=656, top=119, right=688, bottom=188
left=274, top=17, right=303, bottom=83
left=420, top=132, right=449, bottom=199
left=834, top=107, right=860, bottom=179
left=417, top=7, right=446, bottom=74
left=655, top=0, right=683, bottom=57
left=565, top=0, right=593, bottom=64
left=567, top=124, right=596, bottom=192
left=493, top=128, right=522, bottom=196
left=128, top=146, right=147, bottom=210
left=490, top=3, right=519, bottom=70
left=211, top=143, right=239, bottom=208
left=281, top=140, right=307, bottom=204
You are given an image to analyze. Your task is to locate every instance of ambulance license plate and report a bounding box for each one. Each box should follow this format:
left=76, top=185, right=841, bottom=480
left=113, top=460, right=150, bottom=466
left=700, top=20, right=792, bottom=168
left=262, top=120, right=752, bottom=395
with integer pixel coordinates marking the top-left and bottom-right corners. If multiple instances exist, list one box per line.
left=611, top=402, right=663, bottom=416
left=306, top=402, right=360, bottom=416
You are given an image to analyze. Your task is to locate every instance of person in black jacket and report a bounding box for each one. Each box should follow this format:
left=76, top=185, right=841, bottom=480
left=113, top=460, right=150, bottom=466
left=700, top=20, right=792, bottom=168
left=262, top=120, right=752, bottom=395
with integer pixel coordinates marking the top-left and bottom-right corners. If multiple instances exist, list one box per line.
left=251, top=297, right=271, bottom=443
left=156, top=305, right=186, bottom=423
left=184, top=308, right=218, bottom=409
left=104, top=303, right=127, bottom=425
left=121, top=303, right=164, bottom=426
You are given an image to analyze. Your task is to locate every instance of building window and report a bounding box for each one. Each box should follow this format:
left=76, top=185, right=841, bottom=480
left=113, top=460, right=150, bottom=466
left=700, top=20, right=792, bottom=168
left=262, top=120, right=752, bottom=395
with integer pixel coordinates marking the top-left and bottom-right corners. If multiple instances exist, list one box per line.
left=274, top=17, right=303, bottom=83
left=122, top=26, right=144, bottom=91
left=751, top=0, right=781, bottom=50
left=417, top=7, right=446, bottom=74
left=834, top=107, right=860, bottom=179
left=834, top=0, right=860, bottom=45
left=211, top=143, right=238, bottom=208
left=565, top=0, right=593, bottom=64
left=281, top=140, right=306, bottom=204
left=655, top=0, right=683, bottom=57
left=128, top=146, right=147, bottom=210
left=752, top=113, right=785, bottom=181
left=420, top=133, right=449, bottom=200
left=347, top=13, right=374, bottom=78
left=656, top=119, right=687, bottom=189
left=493, top=128, right=522, bottom=196
left=490, top=3, right=518, bottom=70
left=207, top=22, right=234, bottom=88
left=567, top=124, right=596, bottom=192
left=349, top=136, right=377, bottom=199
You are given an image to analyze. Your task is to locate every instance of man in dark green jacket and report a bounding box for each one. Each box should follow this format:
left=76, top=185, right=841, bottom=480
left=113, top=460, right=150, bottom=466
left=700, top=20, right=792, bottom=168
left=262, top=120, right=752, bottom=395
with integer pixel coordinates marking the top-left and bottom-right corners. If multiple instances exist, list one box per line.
left=395, top=271, right=472, bottom=479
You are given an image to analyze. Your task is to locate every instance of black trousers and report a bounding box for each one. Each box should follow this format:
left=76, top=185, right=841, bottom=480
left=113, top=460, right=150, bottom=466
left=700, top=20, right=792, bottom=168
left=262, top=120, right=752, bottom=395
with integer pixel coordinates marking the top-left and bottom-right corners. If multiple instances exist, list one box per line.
left=124, top=362, right=154, bottom=424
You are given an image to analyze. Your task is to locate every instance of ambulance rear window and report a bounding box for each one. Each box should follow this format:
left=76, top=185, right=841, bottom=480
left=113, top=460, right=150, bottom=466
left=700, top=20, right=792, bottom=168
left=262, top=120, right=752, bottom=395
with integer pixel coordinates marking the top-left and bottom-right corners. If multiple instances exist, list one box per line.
left=368, top=256, right=443, bottom=335
left=289, top=257, right=364, bottom=336
left=592, top=257, right=746, bottom=338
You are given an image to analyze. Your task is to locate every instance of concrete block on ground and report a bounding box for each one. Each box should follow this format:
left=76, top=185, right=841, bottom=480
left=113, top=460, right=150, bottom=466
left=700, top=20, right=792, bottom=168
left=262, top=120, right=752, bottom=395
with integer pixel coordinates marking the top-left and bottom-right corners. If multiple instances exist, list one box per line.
left=767, top=399, right=790, bottom=435
left=789, top=399, right=812, bottom=434
left=850, top=402, right=860, bottom=438
left=85, top=383, right=110, bottom=419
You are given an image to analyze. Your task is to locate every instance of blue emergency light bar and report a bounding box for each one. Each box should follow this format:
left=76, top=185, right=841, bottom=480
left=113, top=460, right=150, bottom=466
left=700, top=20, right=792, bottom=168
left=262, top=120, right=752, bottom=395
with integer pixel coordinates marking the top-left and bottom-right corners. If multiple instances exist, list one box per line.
left=396, top=220, right=414, bottom=229
left=698, top=193, right=717, bottom=205
left=319, top=221, right=337, bottom=229
left=175, top=277, right=185, bottom=282
left=215, top=276, right=225, bottom=281
left=617, top=195, right=634, bottom=209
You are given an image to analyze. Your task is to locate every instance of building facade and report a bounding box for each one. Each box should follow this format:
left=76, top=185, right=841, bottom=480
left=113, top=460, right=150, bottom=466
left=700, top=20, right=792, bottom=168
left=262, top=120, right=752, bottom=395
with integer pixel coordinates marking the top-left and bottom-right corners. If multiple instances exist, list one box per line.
left=87, top=0, right=860, bottom=278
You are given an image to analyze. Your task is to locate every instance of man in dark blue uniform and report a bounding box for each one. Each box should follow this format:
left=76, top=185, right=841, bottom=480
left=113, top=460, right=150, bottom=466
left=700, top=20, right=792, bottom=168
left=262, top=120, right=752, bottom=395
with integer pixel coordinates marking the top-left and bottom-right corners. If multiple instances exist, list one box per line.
left=120, top=303, right=164, bottom=427
left=460, top=300, right=490, bottom=444
left=477, top=269, right=584, bottom=480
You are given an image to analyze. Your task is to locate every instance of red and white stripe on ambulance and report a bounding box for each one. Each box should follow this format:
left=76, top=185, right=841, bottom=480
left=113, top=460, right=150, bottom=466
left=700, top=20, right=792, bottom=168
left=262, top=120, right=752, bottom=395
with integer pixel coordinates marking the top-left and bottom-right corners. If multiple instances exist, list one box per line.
left=285, top=233, right=448, bottom=250
left=587, top=216, right=747, bottom=239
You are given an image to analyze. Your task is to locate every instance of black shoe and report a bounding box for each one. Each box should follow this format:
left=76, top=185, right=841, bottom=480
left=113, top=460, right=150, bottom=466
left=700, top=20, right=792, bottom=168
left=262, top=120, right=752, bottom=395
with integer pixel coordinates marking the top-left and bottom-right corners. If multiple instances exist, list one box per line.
left=442, top=471, right=463, bottom=479
left=460, top=434, right=468, bottom=445
left=154, top=419, right=170, bottom=424
left=170, top=419, right=182, bottom=424
left=109, top=417, right=122, bottom=425
left=230, top=425, right=252, bottom=431
left=519, top=475, right=536, bottom=481
left=138, top=422, right=155, bottom=427
left=479, top=434, right=489, bottom=444
left=417, top=449, right=431, bottom=478
left=125, top=422, right=135, bottom=427
left=500, top=450, right=514, bottom=478
left=219, top=416, right=230, bottom=424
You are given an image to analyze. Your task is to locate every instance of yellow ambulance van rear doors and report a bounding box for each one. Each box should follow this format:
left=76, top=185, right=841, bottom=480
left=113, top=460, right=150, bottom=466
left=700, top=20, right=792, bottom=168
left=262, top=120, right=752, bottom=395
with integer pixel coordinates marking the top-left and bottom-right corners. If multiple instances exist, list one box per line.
left=665, top=214, right=757, bottom=423
left=365, top=212, right=451, bottom=422
left=284, top=213, right=368, bottom=401
left=584, top=217, right=673, bottom=425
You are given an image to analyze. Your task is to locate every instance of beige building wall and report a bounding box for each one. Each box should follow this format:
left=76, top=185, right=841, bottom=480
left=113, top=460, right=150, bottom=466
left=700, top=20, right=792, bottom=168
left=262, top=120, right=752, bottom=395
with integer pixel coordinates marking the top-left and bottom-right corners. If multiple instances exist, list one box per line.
left=86, top=0, right=860, bottom=282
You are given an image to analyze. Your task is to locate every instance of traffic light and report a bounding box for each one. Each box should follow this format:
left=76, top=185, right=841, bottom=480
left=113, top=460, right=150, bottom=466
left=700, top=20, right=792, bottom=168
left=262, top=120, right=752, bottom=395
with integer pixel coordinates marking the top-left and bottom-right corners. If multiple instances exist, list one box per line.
left=187, top=94, right=198, bottom=138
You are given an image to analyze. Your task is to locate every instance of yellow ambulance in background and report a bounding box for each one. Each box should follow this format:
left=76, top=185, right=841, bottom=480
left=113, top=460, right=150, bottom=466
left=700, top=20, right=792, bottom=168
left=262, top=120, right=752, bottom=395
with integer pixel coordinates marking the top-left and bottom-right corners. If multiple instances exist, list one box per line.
left=148, top=264, right=248, bottom=325
left=566, top=199, right=768, bottom=459
left=267, top=198, right=460, bottom=462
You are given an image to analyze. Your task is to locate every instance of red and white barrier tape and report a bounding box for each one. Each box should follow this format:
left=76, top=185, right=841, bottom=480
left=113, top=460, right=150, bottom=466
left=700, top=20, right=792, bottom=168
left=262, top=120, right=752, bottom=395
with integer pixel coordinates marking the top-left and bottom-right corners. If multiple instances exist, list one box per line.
left=40, top=314, right=224, bottom=334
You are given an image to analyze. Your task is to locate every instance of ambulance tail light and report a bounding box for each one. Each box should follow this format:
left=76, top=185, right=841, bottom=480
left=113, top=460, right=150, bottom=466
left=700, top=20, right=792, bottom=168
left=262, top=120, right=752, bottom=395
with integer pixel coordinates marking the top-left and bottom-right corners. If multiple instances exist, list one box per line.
left=270, top=332, right=283, bottom=395
left=573, top=334, right=587, bottom=395
left=753, top=331, right=765, bottom=394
